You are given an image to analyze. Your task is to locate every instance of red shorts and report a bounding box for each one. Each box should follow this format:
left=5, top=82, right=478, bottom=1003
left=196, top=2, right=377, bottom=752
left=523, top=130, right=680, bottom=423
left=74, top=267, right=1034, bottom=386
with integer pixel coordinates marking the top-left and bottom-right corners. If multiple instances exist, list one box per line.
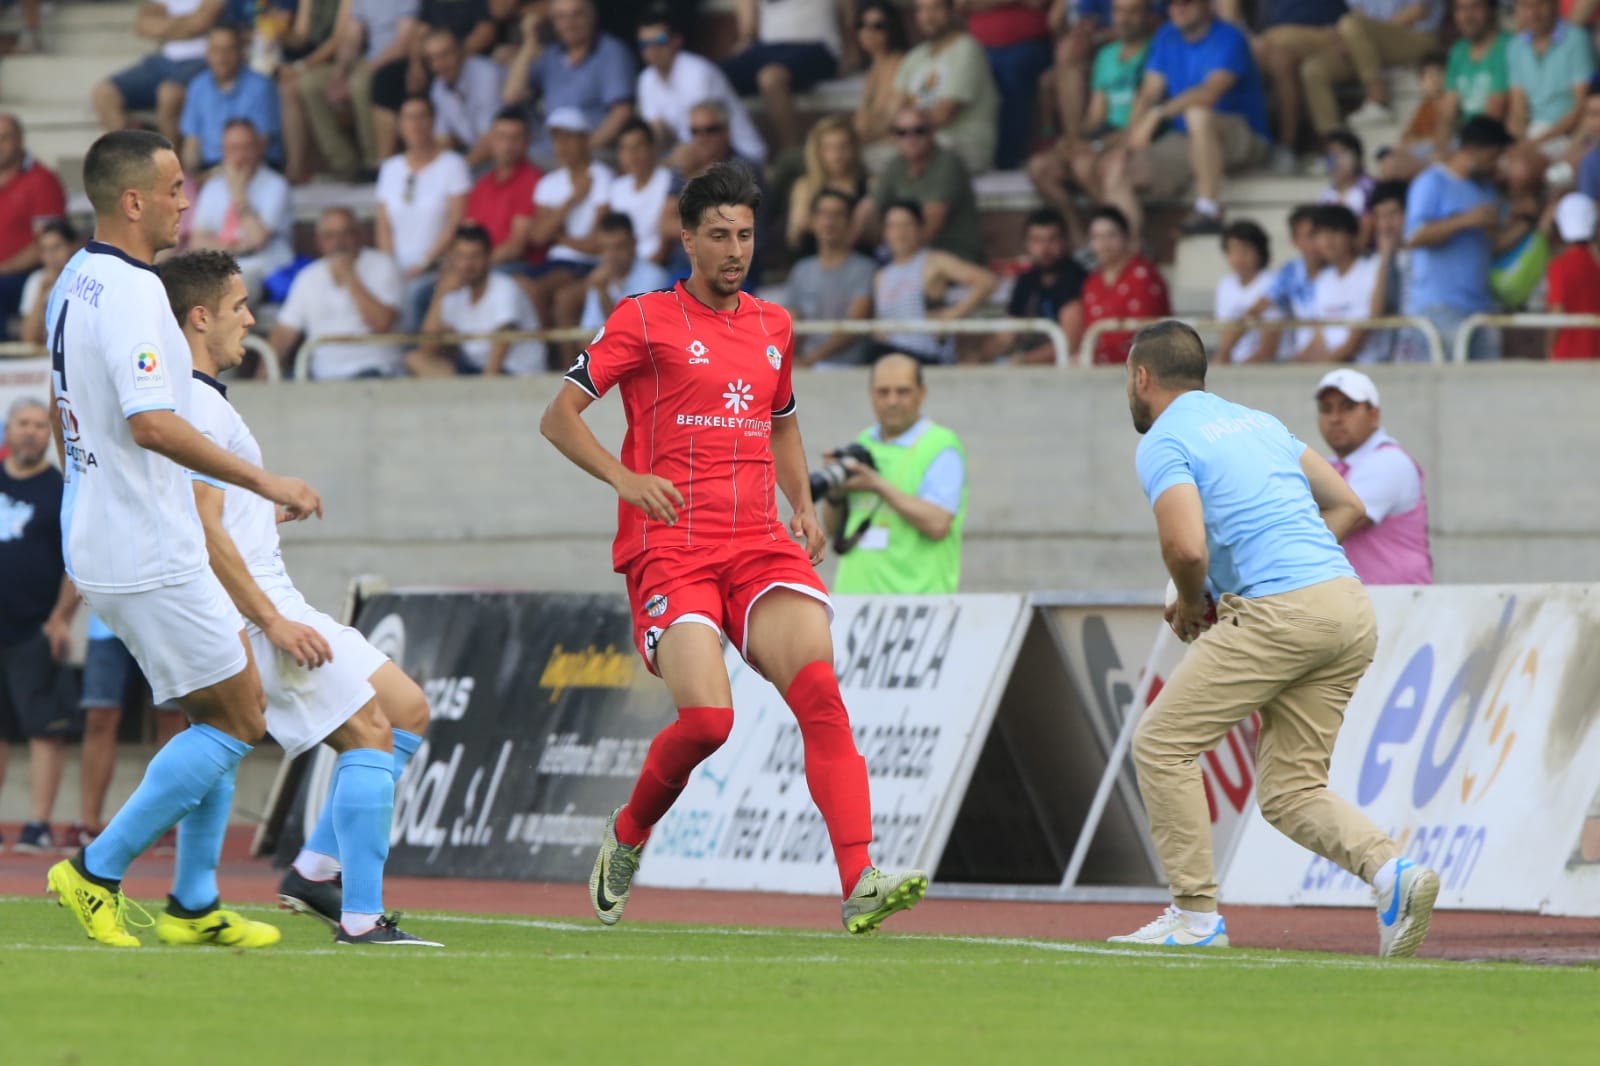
left=623, top=538, right=833, bottom=674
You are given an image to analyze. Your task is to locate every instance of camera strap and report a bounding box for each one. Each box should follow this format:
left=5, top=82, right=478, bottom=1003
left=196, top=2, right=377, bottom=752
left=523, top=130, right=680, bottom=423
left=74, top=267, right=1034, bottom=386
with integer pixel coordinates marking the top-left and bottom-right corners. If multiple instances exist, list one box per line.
left=835, top=498, right=885, bottom=555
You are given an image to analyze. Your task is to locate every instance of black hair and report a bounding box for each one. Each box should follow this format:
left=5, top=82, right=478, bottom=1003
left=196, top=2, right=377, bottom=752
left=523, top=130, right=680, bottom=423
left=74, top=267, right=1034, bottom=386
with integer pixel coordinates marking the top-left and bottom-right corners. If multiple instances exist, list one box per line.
left=1024, top=207, right=1067, bottom=233
left=1369, top=179, right=1408, bottom=212
left=1128, top=320, right=1207, bottom=390
left=597, top=211, right=636, bottom=236
left=1459, top=114, right=1513, bottom=149
left=855, top=0, right=910, bottom=54
left=882, top=197, right=924, bottom=226
left=222, top=116, right=259, bottom=137
left=1087, top=204, right=1131, bottom=237
left=83, top=128, right=173, bottom=216
left=453, top=223, right=492, bottom=251
left=156, top=250, right=241, bottom=325
left=1311, top=203, right=1360, bottom=235
left=400, top=94, right=435, bottom=117
left=617, top=117, right=655, bottom=145
left=1221, top=219, right=1270, bottom=268
left=1324, top=127, right=1364, bottom=164
left=678, top=160, right=763, bottom=229
left=493, top=105, right=529, bottom=126
left=1288, top=203, right=1321, bottom=232
left=810, top=187, right=855, bottom=214
left=37, top=217, right=78, bottom=244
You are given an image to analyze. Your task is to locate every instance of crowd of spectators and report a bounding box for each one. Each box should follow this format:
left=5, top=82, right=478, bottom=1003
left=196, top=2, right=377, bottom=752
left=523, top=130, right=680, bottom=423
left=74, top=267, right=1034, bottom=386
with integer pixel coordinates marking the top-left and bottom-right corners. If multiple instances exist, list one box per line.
left=8, top=0, right=1600, bottom=371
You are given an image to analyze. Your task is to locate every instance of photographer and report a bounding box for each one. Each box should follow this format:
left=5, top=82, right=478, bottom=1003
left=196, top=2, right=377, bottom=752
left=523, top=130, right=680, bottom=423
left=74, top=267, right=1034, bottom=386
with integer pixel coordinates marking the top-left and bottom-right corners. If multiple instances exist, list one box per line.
left=819, top=353, right=968, bottom=595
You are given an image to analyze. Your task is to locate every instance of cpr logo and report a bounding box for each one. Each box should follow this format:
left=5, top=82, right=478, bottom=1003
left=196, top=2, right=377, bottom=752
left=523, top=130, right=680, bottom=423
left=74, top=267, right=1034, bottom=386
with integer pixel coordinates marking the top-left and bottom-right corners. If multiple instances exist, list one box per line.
left=723, top=379, right=752, bottom=413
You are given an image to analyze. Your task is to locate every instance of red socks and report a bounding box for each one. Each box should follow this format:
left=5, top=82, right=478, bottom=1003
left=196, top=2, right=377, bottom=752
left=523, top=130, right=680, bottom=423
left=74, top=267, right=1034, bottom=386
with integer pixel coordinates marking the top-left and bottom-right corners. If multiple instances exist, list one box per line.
left=785, top=660, right=874, bottom=896
left=615, top=706, right=734, bottom=846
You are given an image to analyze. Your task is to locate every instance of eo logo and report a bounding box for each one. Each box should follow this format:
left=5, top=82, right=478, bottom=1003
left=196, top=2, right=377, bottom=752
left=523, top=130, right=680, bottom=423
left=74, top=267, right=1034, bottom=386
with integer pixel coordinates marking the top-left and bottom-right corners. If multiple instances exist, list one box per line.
left=136, top=351, right=158, bottom=373
left=645, top=594, right=668, bottom=618
left=723, top=379, right=752, bottom=413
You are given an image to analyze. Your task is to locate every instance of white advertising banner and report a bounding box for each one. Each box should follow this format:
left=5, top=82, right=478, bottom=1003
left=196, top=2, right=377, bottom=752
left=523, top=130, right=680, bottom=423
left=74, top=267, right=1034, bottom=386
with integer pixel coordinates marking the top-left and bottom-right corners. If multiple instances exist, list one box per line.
left=637, top=595, right=1031, bottom=895
left=1220, top=584, right=1600, bottom=916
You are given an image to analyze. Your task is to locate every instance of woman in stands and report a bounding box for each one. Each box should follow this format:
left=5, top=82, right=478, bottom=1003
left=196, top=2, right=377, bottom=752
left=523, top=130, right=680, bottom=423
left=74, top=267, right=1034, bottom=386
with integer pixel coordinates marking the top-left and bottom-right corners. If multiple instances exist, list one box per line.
left=786, top=115, right=874, bottom=256
left=853, top=0, right=910, bottom=171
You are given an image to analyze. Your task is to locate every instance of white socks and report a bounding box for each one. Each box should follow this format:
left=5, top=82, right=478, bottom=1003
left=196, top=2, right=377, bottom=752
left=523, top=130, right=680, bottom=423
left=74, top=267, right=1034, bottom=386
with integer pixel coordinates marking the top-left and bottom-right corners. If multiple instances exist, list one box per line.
left=292, top=849, right=341, bottom=882
left=342, top=911, right=381, bottom=937
left=1371, top=857, right=1401, bottom=897
left=1179, top=907, right=1221, bottom=935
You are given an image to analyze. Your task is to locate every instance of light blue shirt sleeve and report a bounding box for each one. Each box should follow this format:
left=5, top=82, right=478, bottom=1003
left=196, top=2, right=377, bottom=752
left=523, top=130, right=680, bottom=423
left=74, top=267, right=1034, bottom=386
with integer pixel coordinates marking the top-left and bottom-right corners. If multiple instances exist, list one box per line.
left=917, top=448, right=966, bottom=515
left=178, top=79, right=204, bottom=141
left=1403, top=167, right=1442, bottom=238
left=1136, top=430, right=1196, bottom=505
left=596, top=36, right=637, bottom=106
left=580, top=288, right=604, bottom=330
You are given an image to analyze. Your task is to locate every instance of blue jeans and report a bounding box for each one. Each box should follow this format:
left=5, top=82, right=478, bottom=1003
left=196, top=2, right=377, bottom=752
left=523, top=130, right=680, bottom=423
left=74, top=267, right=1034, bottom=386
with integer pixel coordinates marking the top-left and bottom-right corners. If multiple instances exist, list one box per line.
left=985, top=40, right=1054, bottom=170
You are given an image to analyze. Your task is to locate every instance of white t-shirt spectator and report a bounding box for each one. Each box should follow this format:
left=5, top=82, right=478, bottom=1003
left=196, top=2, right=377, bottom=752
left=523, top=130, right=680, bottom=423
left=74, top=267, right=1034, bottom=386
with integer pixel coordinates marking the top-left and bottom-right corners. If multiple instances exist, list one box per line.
left=191, top=166, right=295, bottom=275
left=160, top=0, right=210, bottom=62
left=1213, top=270, right=1278, bottom=364
left=1318, top=175, right=1377, bottom=217
left=376, top=150, right=473, bottom=272
left=760, top=0, right=841, bottom=54
left=19, top=269, right=47, bottom=321
left=278, top=249, right=406, bottom=379
left=535, top=161, right=615, bottom=264
left=431, top=55, right=505, bottom=153
left=1313, top=256, right=1385, bottom=364
left=437, top=273, right=547, bottom=375
left=1338, top=428, right=1422, bottom=522
left=638, top=52, right=767, bottom=164
left=606, top=166, right=673, bottom=262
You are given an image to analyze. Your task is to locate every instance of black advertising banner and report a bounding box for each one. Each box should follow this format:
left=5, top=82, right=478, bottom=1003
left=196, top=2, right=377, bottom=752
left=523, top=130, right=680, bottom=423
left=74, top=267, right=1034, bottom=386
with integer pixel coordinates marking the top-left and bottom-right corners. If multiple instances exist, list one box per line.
left=272, top=591, right=677, bottom=882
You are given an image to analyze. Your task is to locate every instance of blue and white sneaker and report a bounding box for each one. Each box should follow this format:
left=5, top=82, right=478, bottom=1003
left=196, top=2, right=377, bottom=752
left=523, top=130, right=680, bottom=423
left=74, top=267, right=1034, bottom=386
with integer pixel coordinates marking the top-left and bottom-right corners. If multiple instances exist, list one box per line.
left=1108, top=905, right=1230, bottom=947
left=1376, top=859, right=1440, bottom=958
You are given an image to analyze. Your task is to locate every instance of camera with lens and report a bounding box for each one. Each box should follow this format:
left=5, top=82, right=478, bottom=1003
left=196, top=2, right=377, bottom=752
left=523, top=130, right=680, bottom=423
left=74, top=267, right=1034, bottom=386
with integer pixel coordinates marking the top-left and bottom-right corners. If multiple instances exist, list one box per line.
left=809, top=443, right=877, bottom=501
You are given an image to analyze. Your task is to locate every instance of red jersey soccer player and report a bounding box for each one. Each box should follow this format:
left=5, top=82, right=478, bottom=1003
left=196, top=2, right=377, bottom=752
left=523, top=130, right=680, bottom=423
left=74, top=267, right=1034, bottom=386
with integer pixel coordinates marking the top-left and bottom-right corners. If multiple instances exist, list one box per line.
left=540, top=162, right=928, bottom=934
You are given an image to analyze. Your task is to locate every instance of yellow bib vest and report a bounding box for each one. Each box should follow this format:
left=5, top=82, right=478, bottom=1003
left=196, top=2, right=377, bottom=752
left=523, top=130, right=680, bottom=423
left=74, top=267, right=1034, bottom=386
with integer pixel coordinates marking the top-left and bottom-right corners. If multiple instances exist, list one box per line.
left=833, top=422, right=966, bottom=595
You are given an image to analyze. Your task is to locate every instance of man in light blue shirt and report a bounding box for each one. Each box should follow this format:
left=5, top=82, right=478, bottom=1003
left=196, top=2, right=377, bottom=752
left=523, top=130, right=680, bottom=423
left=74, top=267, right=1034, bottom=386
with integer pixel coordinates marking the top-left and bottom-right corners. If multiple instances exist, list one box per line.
left=1507, top=0, right=1594, bottom=153
left=578, top=213, right=670, bottom=330
left=1109, top=319, right=1439, bottom=959
left=178, top=26, right=283, bottom=172
left=505, top=0, right=636, bottom=165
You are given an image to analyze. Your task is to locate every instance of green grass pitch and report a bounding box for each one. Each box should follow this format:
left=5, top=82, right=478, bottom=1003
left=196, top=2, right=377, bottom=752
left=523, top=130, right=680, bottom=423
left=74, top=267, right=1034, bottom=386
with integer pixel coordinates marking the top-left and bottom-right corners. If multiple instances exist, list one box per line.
left=2, top=896, right=1595, bottom=1065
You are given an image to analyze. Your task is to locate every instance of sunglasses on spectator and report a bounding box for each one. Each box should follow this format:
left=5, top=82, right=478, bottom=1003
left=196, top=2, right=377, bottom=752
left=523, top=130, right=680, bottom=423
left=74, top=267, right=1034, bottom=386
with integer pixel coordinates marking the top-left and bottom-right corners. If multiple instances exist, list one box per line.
left=858, top=17, right=888, bottom=29
left=691, top=123, right=726, bottom=135
left=638, top=31, right=671, bottom=46
left=894, top=125, right=930, bottom=137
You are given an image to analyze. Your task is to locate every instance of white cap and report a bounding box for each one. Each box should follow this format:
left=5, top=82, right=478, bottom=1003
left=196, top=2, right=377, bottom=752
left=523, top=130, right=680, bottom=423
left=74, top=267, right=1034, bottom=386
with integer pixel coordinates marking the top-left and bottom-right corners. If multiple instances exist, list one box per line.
left=1315, top=368, right=1380, bottom=407
left=1556, top=191, right=1597, bottom=243
left=545, top=107, right=591, bottom=135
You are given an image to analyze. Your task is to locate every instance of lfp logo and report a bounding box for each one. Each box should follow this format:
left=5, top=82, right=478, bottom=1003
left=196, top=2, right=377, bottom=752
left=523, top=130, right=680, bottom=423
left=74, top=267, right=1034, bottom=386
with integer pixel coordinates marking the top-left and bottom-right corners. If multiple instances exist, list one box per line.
left=136, top=351, right=158, bottom=373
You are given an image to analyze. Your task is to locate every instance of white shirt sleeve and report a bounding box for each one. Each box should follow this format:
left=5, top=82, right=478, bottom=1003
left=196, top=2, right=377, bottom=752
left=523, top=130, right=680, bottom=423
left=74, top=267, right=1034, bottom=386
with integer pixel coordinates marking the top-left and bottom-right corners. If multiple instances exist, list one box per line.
left=192, top=176, right=227, bottom=233
left=109, top=276, right=181, bottom=418
left=441, top=152, right=473, bottom=197
left=484, top=276, right=522, bottom=329
left=186, top=388, right=229, bottom=488
left=1347, top=446, right=1422, bottom=524
left=277, top=264, right=316, bottom=331
left=359, top=251, right=404, bottom=309
left=534, top=171, right=566, bottom=209
left=252, top=173, right=292, bottom=238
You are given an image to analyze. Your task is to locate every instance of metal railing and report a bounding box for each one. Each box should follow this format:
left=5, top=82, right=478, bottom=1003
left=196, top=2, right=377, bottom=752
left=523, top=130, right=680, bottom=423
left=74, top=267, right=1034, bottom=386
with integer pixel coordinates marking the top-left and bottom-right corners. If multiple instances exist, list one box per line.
left=299, top=316, right=1077, bottom=378
left=1, top=339, right=279, bottom=382
left=1079, top=315, right=1449, bottom=366
left=1454, top=313, right=1600, bottom=364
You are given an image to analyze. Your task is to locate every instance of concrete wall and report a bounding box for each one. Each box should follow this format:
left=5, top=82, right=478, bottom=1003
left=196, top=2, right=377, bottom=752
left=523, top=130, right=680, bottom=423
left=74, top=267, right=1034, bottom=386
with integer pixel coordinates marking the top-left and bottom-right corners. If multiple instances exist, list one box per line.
left=231, top=363, right=1600, bottom=613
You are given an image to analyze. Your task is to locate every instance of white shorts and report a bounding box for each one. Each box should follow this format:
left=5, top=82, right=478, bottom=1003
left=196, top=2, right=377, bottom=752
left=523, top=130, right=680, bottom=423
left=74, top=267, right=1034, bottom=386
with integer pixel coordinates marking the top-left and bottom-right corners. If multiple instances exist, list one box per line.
left=85, top=570, right=248, bottom=706
left=253, top=585, right=388, bottom=758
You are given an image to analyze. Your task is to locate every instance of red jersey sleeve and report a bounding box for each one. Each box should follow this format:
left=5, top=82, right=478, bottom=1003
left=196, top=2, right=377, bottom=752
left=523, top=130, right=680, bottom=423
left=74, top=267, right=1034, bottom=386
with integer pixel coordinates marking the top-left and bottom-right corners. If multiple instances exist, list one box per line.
left=773, top=314, right=797, bottom=418
left=563, top=296, right=650, bottom=398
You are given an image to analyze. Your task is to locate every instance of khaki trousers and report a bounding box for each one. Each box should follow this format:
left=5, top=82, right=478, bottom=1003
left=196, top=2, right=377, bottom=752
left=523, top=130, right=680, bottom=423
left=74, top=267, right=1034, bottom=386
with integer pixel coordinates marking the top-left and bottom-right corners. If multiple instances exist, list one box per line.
left=298, top=61, right=378, bottom=176
left=1132, top=576, right=1401, bottom=909
left=1302, top=15, right=1441, bottom=134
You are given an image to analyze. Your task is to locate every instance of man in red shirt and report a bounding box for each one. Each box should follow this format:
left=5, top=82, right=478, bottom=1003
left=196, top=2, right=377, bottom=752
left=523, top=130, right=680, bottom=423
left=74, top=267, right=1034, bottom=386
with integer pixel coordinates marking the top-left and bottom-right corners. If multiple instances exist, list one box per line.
left=1081, top=205, right=1172, bottom=364
left=540, top=162, right=928, bottom=935
left=0, top=115, right=68, bottom=329
left=1546, top=192, right=1600, bottom=359
left=467, top=108, right=545, bottom=275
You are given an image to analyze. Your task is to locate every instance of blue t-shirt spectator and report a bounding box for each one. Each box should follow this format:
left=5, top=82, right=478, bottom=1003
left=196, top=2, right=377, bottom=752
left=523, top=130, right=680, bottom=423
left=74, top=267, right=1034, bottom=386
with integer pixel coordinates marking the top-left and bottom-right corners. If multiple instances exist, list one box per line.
left=1146, top=19, right=1269, bottom=139
left=1403, top=163, right=1496, bottom=314
left=1263, top=0, right=1347, bottom=26
left=1266, top=256, right=1318, bottom=356
left=1507, top=22, right=1595, bottom=128
left=1136, top=391, right=1354, bottom=599
left=179, top=67, right=283, bottom=167
left=1076, top=0, right=1168, bottom=19
left=530, top=33, right=636, bottom=132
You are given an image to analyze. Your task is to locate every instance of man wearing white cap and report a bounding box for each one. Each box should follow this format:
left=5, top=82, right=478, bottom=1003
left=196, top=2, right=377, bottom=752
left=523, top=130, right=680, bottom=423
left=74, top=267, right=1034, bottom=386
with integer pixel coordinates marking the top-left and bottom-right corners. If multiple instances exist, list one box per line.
left=1545, top=191, right=1600, bottom=359
left=1315, top=368, right=1432, bottom=585
left=526, top=106, right=616, bottom=363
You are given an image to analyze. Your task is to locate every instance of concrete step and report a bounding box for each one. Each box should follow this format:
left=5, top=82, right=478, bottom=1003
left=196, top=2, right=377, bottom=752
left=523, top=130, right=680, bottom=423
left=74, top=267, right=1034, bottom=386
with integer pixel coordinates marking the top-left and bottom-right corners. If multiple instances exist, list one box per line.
left=0, top=53, right=128, bottom=104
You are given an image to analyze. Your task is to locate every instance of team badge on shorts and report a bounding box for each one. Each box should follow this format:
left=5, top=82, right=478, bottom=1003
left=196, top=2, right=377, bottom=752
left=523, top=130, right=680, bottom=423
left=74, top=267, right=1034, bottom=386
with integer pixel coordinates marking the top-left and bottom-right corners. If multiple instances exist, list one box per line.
left=645, top=594, right=669, bottom=617
left=766, top=344, right=782, bottom=370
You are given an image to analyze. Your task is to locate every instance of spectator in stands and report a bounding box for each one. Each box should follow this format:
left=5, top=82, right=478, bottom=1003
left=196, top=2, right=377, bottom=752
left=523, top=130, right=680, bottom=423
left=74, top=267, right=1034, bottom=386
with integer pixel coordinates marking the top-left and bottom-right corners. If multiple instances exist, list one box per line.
left=1080, top=205, right=1170, bottom=363
left=0, top=114, right=65, bottom=332
left=656, top=102, right=769, bottom=281
left=825, top=353, right=968, bottom=595
left=504, top=0, right=635, bottom=163
left=1367, top=179, right=1423, bottom=361
left=1545, top=191, right=1600, bottom=357
left=366, top=2, right=498, bottom=168
left=276, top=0, right=347, bottom=183
left=980, top=208, right=1089, bottom=364
left=1104, top=0, right=1269, bottom=239
left=1404, top=115, right=1520, bottom=361
left=721, top=0, right=850, bottom=155
left=18, top=219, right=77, bottom=347
left=424, top=26, right=503, bottom=170
left=1302, top=204, right=1385, bottom=363
left=179, top=26, right=283, bottom=174
left=1391, top=59, right=1450, bottom=176
left=853, top=0, right=911, bottom=170
left=297, top=1, right=421, bottom=180
left=1045, top=0, right=1115, bottom=145
left=188, top=118, right=294, bottom=299
left=92, top=0, right=224, bottom=145
left=1300, top=0, right=1447, bottom=140
left=270, top=206, right=406, bottom=378
left=1315, top=369, right=1433, bottom=584
left=376, top=95, right=473, bottom=330
left=606, top=120, right=673, bottom=266
left=635, top=8, right=767, bottom=171
left=1213, top=219, right=1283, bottom=364
left=1508, top=0, right=1596, bottom=159
left=869, top=106, right=984, bottom=264
left=787, top=116, right=873, bottom=258
left=575, top=212, right=670, bottom=330
left=875, top=199, right=999, bottom=366
left=7, top=0, right=42, bottom=53
left=1442, top=0, right=1511, bottom=131
left=1027, top=0, right=1152, bottom=230
left=788, top=189, right=879, bottom=367
left=1235, top=0, right=1348, bottom=174
left=958, top=0, right=1054, bottom=170
left=895, top=0, right=1002, bottom=174
left=527, top=107, right=614, bottom=340
left=467, top=108, right=544, bottom=275
left=1319, top=129, right=1377, bottom=246
left=1575, top=89, right=1600, bottom=198
left=410, top=223, right=547, bottom=376
left=1249, top=204, right=1324, bottom=359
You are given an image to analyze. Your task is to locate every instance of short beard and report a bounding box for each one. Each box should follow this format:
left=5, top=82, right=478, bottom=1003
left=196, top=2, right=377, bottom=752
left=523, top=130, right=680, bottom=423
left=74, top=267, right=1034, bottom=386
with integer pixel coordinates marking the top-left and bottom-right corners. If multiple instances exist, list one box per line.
left=708, top=270, right=743, bottom=296
left=1130, top=396, right=1154, bottom=435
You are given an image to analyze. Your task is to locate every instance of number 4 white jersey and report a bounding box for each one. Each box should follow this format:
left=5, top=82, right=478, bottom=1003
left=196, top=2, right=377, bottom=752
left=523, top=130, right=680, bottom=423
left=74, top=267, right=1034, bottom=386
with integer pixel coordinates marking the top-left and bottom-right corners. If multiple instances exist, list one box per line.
left=48, top=241, right=207, bottom=593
